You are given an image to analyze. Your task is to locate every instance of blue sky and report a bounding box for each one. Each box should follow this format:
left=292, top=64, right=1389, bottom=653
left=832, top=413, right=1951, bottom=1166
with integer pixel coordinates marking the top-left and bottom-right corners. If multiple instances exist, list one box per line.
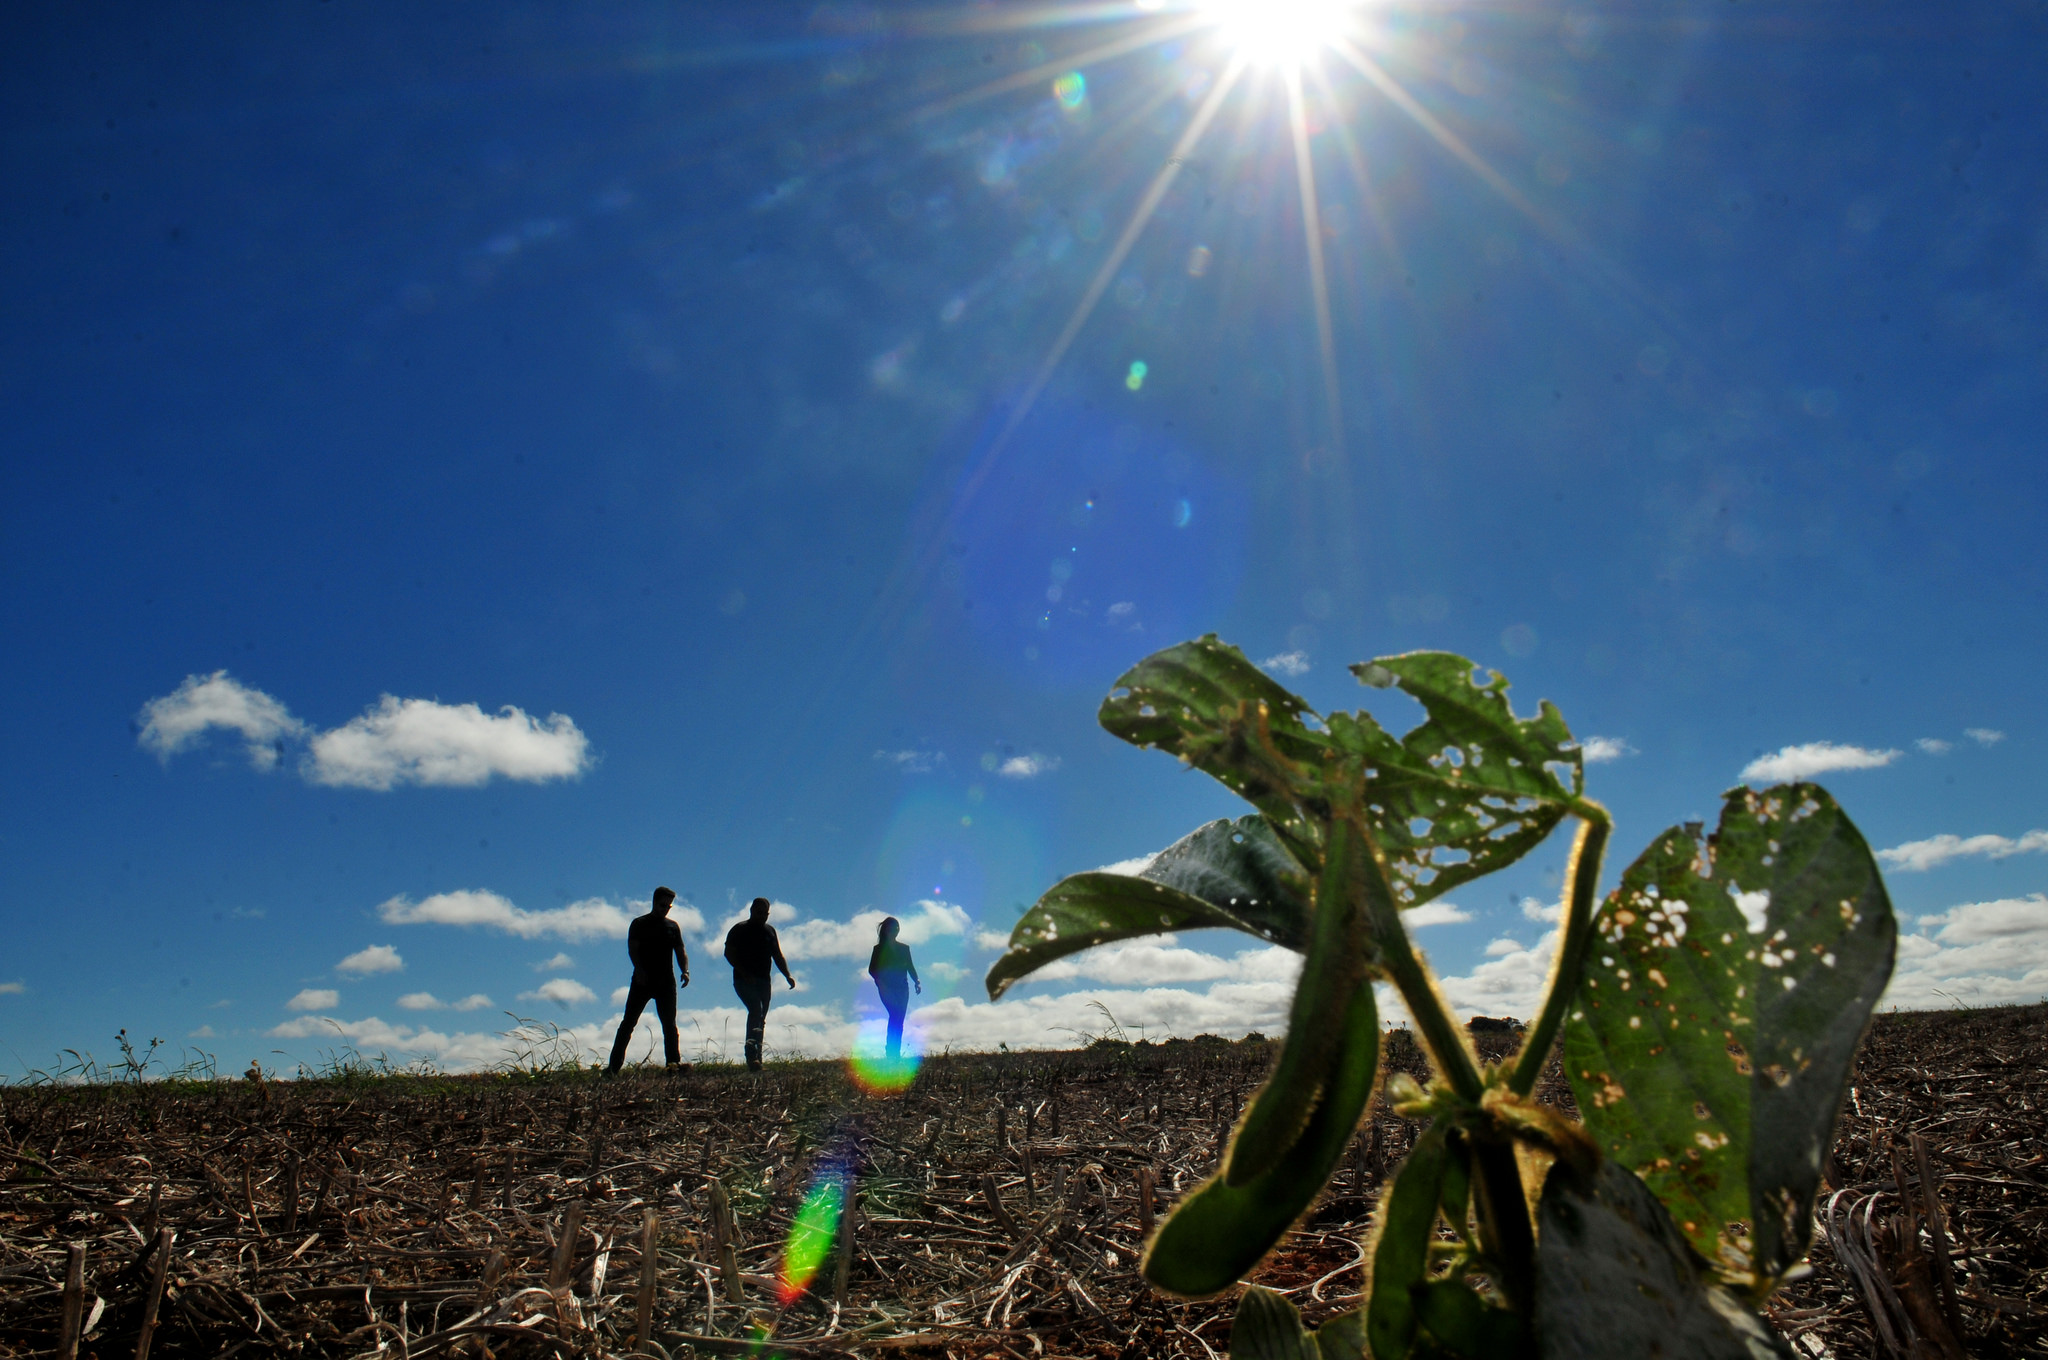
left=3, top=1, right=2044, bottom=1075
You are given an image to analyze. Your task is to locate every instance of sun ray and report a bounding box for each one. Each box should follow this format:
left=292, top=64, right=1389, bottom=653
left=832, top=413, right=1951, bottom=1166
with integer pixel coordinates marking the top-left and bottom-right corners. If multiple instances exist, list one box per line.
left=1329, top=37, right=1555, bottom=236
left=953, top=51, right=1249, bottom=508
left=1285, top=65, right=1343, bottom=459
left=907, top=13, right=1209, bottom=125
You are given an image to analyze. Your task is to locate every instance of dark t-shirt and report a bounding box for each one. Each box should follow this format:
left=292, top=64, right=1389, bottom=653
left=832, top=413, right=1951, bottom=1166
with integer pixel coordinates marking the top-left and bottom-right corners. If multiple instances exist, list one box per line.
left=627, top=913, right=685, bottom=983
left=723, top=919, right=787, bottom=980
left=869, top=940, right=914, bottom=980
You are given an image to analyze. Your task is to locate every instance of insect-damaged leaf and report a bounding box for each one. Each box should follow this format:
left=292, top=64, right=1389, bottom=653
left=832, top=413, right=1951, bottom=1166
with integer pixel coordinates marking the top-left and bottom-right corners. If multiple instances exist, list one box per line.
left=1561, top=783, right=1895, bottom=1284
left=1535, top=1160, right=1792, bottom=1360
left=1228, top=1287, right=1366, bottom=1360
left=1344, top=652, right=1583, bottom=908
left=1099, top=635, right=1332, bottom=858
left=1142, top=981, right=1378, bottom=1297
left=984, top=815, right=1311, bottom=1000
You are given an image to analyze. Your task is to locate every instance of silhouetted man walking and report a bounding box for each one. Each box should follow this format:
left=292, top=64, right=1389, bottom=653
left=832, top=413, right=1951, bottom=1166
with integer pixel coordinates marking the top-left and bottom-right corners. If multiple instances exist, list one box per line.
left=606, top=886, right=690, bottom=1074
left=723, top=896, right=793, bottom=1071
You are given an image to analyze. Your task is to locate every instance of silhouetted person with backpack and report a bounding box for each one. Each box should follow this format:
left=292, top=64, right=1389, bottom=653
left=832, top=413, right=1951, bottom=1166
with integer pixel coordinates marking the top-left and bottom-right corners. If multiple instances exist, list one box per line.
left=606, top=887, right=690, bottom=1074
left=868, top=916, right=921, bottom=1061
left=724, top=896, right=793, bottom=1071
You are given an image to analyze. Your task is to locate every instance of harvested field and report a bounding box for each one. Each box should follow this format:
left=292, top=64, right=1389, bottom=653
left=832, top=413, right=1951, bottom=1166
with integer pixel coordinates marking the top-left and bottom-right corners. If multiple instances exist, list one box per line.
left=2, top=1005, right=2042, bottom=1360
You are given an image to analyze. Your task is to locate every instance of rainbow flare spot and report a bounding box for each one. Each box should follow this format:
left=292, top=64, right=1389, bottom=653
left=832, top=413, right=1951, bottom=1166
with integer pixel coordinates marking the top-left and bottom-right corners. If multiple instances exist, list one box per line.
left=1052, top=71, right=1086, bottom=110
left=1126, top=359, right=1148, bottom=391
left=777, top=1174, right=846, bottom=1305
left=847, top=1048, right=921, bottom=1094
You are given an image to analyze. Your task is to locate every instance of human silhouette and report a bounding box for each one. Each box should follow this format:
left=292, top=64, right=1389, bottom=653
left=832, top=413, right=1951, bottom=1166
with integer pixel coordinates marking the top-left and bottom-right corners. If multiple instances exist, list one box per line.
left=606, top=886, right=691, bottom=1074
left=867, top=916, right=921, bottom=1061
left=723, top=896, right=793, bottom=1071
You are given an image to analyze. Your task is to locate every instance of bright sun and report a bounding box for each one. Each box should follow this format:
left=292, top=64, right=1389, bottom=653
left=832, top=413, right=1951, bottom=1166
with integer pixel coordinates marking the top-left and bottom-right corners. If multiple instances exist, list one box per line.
left=1203, top=0, right=1357, bottom=67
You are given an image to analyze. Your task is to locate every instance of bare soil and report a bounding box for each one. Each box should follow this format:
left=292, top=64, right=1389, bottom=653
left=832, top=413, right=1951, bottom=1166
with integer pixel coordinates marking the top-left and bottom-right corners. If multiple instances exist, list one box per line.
left=3, top=1005, right=2041, bottom=1360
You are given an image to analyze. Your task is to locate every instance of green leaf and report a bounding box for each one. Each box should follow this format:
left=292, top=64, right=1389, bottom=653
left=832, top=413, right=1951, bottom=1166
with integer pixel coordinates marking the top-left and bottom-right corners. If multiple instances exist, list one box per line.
left=1534, top=1159, right=1793, bottom=1360
left=1561, top=783, right=1896, bottom=1284
left=1416, top=1279, right=1528, bottom=1359
left=1229, top=1286, right=1317, bottom=1360
left=1366, top=1123, right=1449, bottom=1360
left=1142, top=980, right=1379, bottom=1297
left=1343, top=652, right=1583, bottom=908
left=1143, top=814, right=1317, bottom=950
left=984, top=871, right=1260, bottom=1001
left=1311, top=1310, right=1368, bottom=1360
left=1227, top=811, right=1371, bottom=1182
left=984, top=815, right=1313, bottom=1001
left=1228, top=1289, right=1367, bottom=1360
left=1099, top=635, right=1333, bottom=854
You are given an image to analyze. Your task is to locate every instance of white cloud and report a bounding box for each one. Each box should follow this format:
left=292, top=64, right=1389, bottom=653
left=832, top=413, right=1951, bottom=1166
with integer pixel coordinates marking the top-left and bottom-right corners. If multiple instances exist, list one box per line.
left=1260, top=651, right=1310, bottom=678
left=1095, top=853, right=1159, bottom=877
left=137, top=673, right=591, bottom=790
left=1436, top=930, right=1560, bottom=1020
left=287, top=988, right=339, bottom=1011
left=975, top=929, right=1012, bottom=951
left=306, top=696, right=590, bottom=789
left=534, top=952, right=575, bottom=972
left=997, top=753, right=1060, bottom=779
left=1521, top=896, right=1562, bottom=924
left=1578, top=736, right=1636, bottom=764
left=337, top=944, right=403, bottom=977
left=378, top=889, right=701, bottom=941
left=1884, top=894, right=2048, bottom=1009
left=874, top=749, right=944, bottom=774
left=186, top=1025, right=217, bottom=1039
left=1965, top=728, right=2005, bottom=747
left=452, top=993, right=494, bottom=1011
left=520, top=978, right=597, bottom=1007
left=136, top=671, right=307, bottom=770
left=1740, top=742, right=1901, bottom=782
left=0, top=981, right=24, bottom=995
left=611, top=984, right=632, bottom=1005
left=1878, top=830, right=2048, bottom=872
left=1402, top=902, right=1472, bottom=929
left=1916, top=738, right=1952, bottom=756
left=397, top=992, right=445, bottom=1011
left=1021, top=940, right=1301, bottom=990
left=778, top=900, right=972, bottom=960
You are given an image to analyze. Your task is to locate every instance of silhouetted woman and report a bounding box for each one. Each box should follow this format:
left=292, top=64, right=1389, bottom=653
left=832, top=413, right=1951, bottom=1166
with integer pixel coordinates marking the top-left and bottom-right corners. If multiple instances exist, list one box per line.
left=868, top=916, right=921, bottom=1061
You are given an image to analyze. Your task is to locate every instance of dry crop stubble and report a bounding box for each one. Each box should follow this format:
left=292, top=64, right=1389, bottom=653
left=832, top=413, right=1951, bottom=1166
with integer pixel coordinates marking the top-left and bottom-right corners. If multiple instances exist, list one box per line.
left=2, top=1010, right=2039, bottom=1358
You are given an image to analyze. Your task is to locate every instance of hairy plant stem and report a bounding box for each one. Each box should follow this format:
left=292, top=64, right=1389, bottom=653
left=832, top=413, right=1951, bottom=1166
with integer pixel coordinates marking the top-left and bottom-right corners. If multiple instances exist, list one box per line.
left=1357, top=841, right=1537, bottom=1306
left=1508, top=808, right=1611, bottom=1097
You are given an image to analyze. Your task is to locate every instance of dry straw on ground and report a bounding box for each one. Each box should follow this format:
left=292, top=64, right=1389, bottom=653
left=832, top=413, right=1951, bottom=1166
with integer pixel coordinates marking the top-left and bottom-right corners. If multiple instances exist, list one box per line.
left=2, top=1006, right=2042, bottom=1359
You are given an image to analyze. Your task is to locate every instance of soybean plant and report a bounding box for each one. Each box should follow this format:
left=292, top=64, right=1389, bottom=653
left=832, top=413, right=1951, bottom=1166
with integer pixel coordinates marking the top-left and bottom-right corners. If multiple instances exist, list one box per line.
left=987, top=636, right=1895, bottom=1360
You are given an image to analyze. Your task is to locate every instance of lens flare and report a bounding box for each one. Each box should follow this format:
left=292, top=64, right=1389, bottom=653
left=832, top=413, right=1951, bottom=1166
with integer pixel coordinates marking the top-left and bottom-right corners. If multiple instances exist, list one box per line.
left=1126, top=359, right=1148, bottom=390
left=847, top=1049, right=921, bottom=1093
left=777, top=1173, right=847, bottom=1305
left=1052, top=71, right=1087, bottom=109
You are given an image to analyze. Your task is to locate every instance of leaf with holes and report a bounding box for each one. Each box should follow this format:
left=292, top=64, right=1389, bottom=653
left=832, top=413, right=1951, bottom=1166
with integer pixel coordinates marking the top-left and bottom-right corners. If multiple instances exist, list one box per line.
left=1561, top=783, right=1895, bottom=1285
left=1098, top=635, right=1333, bottom=860
left=984, top=815, right=1312, bottom=1000
left=1535, top=1159, right=1792, bottom=1360
left=1142, top=980, right=1378, bottom=1297
left=1344, top=652, right=1584, bottom=907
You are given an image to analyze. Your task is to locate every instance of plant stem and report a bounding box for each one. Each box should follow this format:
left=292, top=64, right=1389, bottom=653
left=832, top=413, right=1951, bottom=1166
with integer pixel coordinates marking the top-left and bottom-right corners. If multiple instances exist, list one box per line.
left=1508, top=808, right=1611, bottom=1097
left=1358, top=845, right=1482, bottom=1103
left=1359, top=828, right=1537, bottom=1306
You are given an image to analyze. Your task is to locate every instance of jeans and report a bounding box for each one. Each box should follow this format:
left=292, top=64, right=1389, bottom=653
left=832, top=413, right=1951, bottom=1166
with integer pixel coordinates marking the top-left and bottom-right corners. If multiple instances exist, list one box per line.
left=607, top=976, right=678, bottom=1071
left=733, top=974, right=773, bottom=1068
left=876, top=977, right=910, bottom=1059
